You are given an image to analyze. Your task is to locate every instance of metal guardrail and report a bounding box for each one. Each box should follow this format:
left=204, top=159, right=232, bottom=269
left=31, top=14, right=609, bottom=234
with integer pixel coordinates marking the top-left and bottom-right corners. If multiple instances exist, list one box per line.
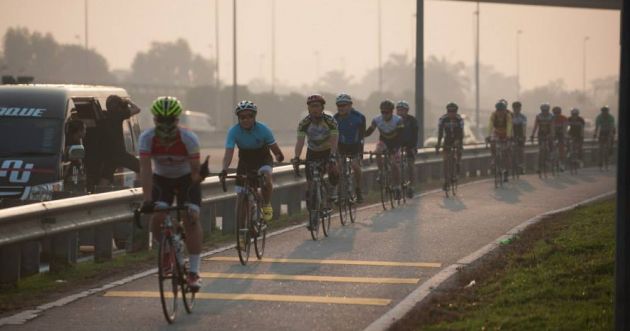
left=0, top=140, right=608, bottom=285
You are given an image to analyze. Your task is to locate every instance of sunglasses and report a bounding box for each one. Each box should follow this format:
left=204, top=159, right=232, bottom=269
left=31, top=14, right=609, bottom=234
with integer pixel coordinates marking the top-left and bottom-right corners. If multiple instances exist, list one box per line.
left=381, top=110, right=393, bottom=114
left=155, top=116, right=176, bottom=124
left=238, top=114, right=255, bottom=120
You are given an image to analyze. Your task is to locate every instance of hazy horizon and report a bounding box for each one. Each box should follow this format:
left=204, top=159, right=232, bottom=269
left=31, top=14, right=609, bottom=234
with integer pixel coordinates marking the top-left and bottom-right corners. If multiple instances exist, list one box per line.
left=0, top=0, right=621, bottom=93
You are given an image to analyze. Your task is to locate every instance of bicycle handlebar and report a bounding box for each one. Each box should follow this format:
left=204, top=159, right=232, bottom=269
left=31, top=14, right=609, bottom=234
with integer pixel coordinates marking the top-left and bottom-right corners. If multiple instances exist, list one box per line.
left=133, top=205, right=189, bottom=229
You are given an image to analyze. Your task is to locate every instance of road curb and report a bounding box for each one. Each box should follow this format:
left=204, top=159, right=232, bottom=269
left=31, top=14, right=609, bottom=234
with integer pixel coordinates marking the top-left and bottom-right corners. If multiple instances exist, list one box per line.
left=363, top=190, right=616, bottom=331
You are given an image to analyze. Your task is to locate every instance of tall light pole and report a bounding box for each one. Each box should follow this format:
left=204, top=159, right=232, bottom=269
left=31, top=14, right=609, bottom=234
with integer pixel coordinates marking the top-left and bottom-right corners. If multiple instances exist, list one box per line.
left=516, top=29, right=522, bottom=100
left=583, top=36, right=590, bottom=94
left=232, top=0, right=237, bottom=118
left=414, top=0, right=424, bottom=147
left=377, top=0, right=383, bottom=95
left=214, top=0, right=221, bottom=127
left=474, top=2, right=480, bottom=137
left=271, top=0, right=276, bottom=94
left=84, top=0, right=89, bottom=81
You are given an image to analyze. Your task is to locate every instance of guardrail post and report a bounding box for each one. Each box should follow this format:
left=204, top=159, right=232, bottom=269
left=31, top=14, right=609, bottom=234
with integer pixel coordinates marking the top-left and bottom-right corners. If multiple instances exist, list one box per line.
left=94, top=224, right=113, bottom=262
left=221, top=198, right=236, bottom=235
left=271, top=192, right=282, bottom=219
left=0, top=243, right=21, bottom=286
left=50, top=232, right=79, bottom=272
left=431, top=162, right=442, bottom=182
left=287, top=187, right=303, bottom=216
left=128, top=216, right=150, bottom=253
left=20, top=241, right=40, bottom=277
left=200, top=203, right=216, bottom=236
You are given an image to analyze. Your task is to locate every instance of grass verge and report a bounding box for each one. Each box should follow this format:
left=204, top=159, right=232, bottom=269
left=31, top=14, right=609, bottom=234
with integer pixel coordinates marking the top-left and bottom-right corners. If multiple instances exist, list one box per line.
left=391, top=198, right=615, bottom=331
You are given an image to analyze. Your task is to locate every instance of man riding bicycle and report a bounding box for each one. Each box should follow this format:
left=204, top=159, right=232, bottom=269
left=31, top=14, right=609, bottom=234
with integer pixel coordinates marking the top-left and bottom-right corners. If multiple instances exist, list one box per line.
left=396, top=100, right=418, bottom=198
left=512, top=101, right=527, bottom=174
left=221, top=101, right=285, bottom=222
left=435, top=102, right=464, bottom=192
left=487, top=100, right=513, bottom=182
left=567, top=107, right=585, bottom=165
left=333, top=93, right=366, bottom=203
left=593, top=105, right=616, bottom=168
left=530, top=103, right=555, bottom=174
left=292, top=94, right=339, bottom=228
left=139, top=96, right=204, bottom=291
left=365, top=99, right=405, bottom=200
left=551, top=106, right=568, bottom=171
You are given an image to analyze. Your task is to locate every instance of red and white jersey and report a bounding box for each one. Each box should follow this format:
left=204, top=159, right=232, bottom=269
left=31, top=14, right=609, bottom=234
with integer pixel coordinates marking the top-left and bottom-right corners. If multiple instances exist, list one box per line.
left=139, top=127, right=200, bottom=178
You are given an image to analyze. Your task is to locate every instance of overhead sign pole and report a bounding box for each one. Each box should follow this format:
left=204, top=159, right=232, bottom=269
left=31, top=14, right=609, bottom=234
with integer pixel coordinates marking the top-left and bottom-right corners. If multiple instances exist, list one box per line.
left=414, top=0, right=424, bottom=147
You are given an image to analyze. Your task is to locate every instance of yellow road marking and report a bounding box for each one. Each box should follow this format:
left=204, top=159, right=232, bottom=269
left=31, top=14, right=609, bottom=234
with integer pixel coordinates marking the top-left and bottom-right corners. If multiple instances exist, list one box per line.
left=103, top=291, right=391, bottom=306
left=205, top=256, right=442, bottom=268
left=199, top=272, right=419, bottom=284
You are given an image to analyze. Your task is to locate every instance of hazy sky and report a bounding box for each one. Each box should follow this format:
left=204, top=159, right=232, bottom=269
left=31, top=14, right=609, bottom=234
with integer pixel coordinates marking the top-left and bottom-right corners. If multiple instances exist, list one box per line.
left=0, top=0, right=621, bottom=91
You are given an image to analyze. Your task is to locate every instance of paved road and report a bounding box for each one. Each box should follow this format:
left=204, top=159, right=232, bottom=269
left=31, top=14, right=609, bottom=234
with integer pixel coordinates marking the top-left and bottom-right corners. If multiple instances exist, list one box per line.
left=3, top=168, right=615, bottom=331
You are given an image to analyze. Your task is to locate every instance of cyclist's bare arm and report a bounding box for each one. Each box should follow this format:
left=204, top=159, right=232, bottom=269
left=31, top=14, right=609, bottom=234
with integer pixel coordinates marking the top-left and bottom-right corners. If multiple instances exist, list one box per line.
left=365, top=124, right=376, bottom=137
left=269, top=143, right=284, bottom=162
left=222, top=148, right=235, bottom=171
left=189, top=158, right=201, bottom=184
left=531, top=120, right=539, bottom=138
left=140, top=156, right=153, bottom=202
left=294, top=136, right=305, bottom=159
left=329, top=133, right=339, bottom=155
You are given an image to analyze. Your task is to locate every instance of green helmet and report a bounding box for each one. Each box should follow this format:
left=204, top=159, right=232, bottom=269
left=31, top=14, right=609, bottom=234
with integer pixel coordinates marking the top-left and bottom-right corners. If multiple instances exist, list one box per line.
left=151, top=96, right=183, bottom=117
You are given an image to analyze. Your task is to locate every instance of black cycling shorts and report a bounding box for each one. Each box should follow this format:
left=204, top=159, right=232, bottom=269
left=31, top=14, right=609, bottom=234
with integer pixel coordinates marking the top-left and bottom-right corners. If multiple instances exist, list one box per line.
left=338, top=143, right=362, bottom=158
left=152, top=174, right=201, bottom=208
left=305, top=149, right=331, bottom=182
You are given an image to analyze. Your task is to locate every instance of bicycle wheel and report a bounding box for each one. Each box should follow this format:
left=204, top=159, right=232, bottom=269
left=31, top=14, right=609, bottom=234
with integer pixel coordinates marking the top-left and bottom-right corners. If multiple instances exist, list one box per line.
left=349, top=198, right=357, bottom=223
left=379, top=171, right=388, bottom=210
left=309, top=184, right=321, bottom=241
left=450, top=153, right=458, bottom=196
left=321, top=205, right=331, bottom=237
left=338, top=179, right=348, bottom=226
left=179, top=257, right=195, bottom=314
left=235, top=194, right=251, bottom=265
left=158, top=235, right=178, bottom=324
left=254, top=204, right=266, bottom=260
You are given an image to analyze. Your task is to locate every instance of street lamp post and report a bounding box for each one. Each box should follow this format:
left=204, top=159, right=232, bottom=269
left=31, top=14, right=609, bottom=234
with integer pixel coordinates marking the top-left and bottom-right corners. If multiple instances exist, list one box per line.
left=516, top=29, right=522, bottom=100
left=377, top=0, right=383, bottom=95
left=474, top=1, right=480, bottom=137
left=215, top=0, right=221, bottom=127
left=271, top=0, right=276, bottom=94
left=583, top=36, right=590, bottom=94
left=233, top=0, right=237, bottom=121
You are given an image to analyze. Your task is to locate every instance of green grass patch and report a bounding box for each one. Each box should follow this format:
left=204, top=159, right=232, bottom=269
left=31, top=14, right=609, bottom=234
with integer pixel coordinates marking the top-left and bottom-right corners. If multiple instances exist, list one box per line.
left=393, top=199, right=615, bottom=331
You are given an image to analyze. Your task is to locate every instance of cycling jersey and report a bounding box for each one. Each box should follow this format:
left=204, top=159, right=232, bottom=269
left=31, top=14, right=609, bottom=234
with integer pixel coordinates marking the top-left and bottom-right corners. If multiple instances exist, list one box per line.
left=399, top=114, right=419, bottom=148
left=568, top=116, right=585, bottom=138
left=535, top=113, right=554, bottom=137
left=596, top=114, right=615, bottom=134
left=437, top=114, right=464, bottom=147
left=488, top=111, right=513, bottom=138
left=297, top=114, right=338, bottom=152
left=139, top=127, right=200, bottom=178
left=512, top=113, right=527, bottom=138
left=334, top=109, right=366, bottom=145
left=371, top=114, right=404, bottom=147
left=225, top=121, right=276, bottom=150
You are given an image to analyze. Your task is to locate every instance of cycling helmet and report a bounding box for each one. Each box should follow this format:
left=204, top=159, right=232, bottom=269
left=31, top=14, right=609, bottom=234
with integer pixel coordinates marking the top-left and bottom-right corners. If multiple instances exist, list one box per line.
left=601, top=105, right=610, bottom=112
left=570, top=108, right=580, bottom=115
left=495, top=101, right=507, bottom=111
left=512, top=101, right=522, bottom=108
left=151, top=96, right=183, bottom=117
left=380, top=99, right=395, bottom=110
left=335, top=93, right=353, bottom=105
left=446, top=102, right=458, bottom=112
left=552, top=106, right=562, bottom=113
left=499, top=99, right=508, bottom=107
left=307, top=94, right=326, bottom=105
left=234, top=100, right=257, bottom=115
left=396, top=100, right=410, bottom=110
left=540, top=103, right=550, bottom=112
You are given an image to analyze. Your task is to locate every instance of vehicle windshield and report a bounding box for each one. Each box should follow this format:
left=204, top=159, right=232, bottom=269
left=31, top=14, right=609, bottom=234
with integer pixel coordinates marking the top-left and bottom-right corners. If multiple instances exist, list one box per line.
left=0, top=118, right=61, bottom=156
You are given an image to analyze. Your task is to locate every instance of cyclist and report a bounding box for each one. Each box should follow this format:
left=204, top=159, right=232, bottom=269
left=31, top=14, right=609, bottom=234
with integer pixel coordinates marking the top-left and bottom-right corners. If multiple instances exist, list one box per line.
left=593, top=105, right=616, bottom=168
left=139, top=96, right=204, bottom=291
left=365, top=99, right=404, bottom=200
left=396, top=100, right=419, bottom=198
left=435, top=102, right=464, bottom=192
left=221, top=101, right=285, bottom=222
left=530, top=103, right=555, bottom=174
left=551, top=106, right=568, bottom=170
left=512, top=101, right=527, bottom=174
left=333, top=93, right=366, bottom=203
left=292, top=94, right=339, bottom=228
left=487, top=100, right=513, bottom=181
left=567, top=108, right=585, bottom=165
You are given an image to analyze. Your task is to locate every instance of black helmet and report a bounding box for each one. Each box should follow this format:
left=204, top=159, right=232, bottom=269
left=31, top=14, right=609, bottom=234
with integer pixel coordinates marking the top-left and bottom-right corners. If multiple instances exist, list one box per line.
left=601, top=106, right=610, bottom=112
left=446, top=102, right=458, bottom=112
left=379, top=99, right=395, bottom=110
left=512, top=101, right=522, bottom=108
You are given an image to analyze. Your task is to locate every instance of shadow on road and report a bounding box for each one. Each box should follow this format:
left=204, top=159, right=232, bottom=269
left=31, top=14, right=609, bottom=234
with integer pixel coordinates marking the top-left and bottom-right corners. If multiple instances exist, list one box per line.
left=438, top=197, right=467, bottom=212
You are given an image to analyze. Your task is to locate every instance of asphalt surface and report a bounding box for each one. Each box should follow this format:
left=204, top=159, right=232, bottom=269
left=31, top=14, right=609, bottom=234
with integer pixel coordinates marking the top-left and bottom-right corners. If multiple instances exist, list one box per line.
left=2, top=167, right=615, bottom=331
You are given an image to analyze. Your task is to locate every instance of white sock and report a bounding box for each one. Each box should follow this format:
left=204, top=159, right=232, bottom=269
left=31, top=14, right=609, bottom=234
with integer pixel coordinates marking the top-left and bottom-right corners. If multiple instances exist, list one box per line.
left=189, top=254, right=200, bottom=274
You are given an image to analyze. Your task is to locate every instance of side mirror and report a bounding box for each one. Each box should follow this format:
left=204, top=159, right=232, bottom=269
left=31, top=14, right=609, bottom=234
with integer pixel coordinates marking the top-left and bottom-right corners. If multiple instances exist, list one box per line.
left=68, top=145, right=85, bottom=160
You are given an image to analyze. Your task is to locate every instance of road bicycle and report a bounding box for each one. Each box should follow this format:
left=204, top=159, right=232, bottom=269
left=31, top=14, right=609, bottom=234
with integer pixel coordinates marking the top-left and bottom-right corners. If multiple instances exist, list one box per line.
left=511, top=137, right=525, bottom=180
left=220, top=171, right=267, bottom=265
left=134, top=204, right=195, bottom=324
left=293, top=159, right=332, bottom=240
left=369, top=149, right=397, bottom=210
left=442, top=143, right=460, bottom=197
left=535, top=136, right=552, bottom=179
left=337, top=154, right=357, bottom=225
left=399, top=147, right=416, bottom=204
left=597, top=134, right=613, bottom=170
left=567, top=137, right=581, bottom=175
left=490, top=138, right=510, bottom=188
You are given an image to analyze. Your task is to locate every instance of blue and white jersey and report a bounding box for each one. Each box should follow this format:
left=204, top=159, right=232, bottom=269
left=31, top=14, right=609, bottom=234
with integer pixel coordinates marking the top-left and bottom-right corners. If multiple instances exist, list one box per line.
left=371, top=114, right=404, bottom=141
left=225, top=122, right=276, bottom=150
left=334, top=109, right=366, bottom=145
